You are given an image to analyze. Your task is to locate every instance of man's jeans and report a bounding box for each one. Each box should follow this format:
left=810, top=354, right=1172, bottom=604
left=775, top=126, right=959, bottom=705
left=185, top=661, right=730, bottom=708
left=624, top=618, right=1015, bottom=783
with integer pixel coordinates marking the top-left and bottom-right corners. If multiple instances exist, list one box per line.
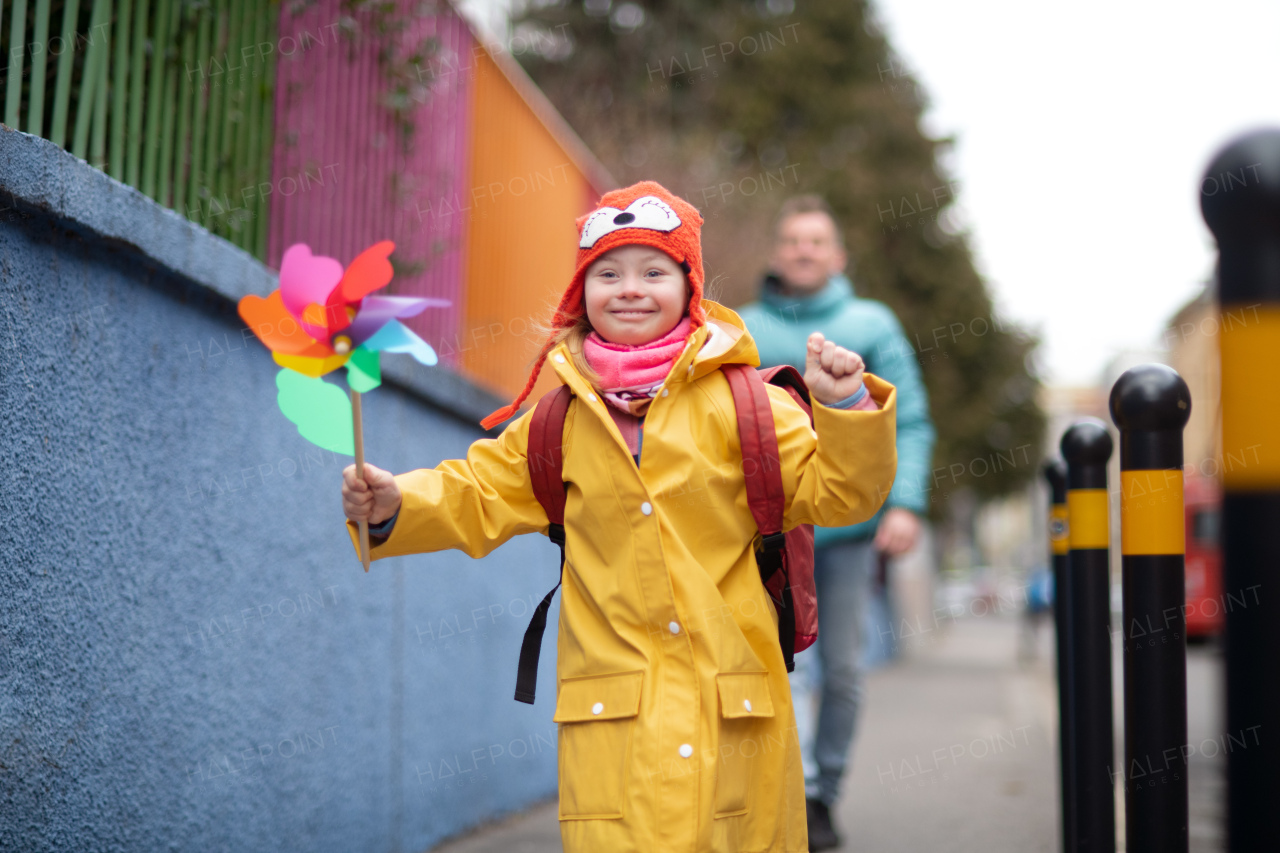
left=788, top=538, right=875, bottom=806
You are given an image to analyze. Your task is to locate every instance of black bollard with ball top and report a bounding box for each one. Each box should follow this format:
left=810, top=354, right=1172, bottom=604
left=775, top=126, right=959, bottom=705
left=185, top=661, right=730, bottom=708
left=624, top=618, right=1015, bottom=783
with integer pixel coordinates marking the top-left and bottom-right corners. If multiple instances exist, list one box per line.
left=1110, top=364, right=1191, bottom=853
left=1200, top=128, right=1280, bottom=852
left=1061, top=419, right=1116, bottom=852
left=1044, top=459, right=1076, bottom=852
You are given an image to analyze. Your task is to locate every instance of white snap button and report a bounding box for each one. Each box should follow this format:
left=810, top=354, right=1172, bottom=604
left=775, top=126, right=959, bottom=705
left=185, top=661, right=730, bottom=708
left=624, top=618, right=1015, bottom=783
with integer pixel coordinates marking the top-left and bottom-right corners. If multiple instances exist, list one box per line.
left=679, top=743, right=693, bottom=758
left=555, top=354, right=566, bottom=363
left=588, top=393, right=597, bottom=402
left=744, top=699, right=752, bottom=712
left=662, top=388, right=669, bottom=397
left=641, top=502, right=652, bottom=516
left=592, top=702, right=604, bottom=715
left=668, top=621, right=680, bottom=635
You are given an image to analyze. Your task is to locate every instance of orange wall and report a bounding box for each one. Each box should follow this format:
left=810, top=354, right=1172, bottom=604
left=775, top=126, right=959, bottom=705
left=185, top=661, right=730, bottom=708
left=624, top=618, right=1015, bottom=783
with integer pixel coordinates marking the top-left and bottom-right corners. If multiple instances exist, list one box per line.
left=462, top=49, right=599, bottom=405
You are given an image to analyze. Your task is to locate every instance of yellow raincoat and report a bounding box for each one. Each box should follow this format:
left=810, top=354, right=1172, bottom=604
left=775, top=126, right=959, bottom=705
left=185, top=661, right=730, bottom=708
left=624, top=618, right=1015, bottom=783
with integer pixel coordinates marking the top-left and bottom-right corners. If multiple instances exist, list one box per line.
left=347, top=300, right=898, bottom=853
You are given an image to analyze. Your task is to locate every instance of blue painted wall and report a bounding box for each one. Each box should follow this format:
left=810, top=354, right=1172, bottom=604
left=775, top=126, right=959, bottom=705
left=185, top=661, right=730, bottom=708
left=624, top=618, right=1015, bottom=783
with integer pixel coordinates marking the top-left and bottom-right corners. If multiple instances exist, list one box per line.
left=0, top=132, right=560, bottom=852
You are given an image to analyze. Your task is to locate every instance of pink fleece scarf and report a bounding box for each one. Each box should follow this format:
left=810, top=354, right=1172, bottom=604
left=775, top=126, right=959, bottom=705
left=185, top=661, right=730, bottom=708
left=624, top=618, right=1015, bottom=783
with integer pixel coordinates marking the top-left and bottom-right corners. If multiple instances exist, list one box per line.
left=583, top=316, right=692, bottom=417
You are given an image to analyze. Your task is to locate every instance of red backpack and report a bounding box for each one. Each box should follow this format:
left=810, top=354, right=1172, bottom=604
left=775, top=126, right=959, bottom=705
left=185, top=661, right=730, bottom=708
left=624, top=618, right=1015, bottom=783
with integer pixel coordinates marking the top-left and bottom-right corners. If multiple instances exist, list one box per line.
left=513, top=364, right=817, bottom=704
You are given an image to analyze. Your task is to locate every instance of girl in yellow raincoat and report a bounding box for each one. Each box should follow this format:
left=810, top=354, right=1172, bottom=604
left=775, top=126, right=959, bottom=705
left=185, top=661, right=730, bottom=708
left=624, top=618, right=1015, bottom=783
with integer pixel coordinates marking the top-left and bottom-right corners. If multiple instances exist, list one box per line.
left=341, top=181, right=898, bottom=853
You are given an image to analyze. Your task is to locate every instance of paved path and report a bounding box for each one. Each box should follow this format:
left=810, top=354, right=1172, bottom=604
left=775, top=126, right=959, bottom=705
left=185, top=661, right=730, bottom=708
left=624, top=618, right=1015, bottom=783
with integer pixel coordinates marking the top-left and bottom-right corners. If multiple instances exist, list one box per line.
left=427, top=612, right=1224, bottom=852
left=833, top=612, right=1058, bottom=852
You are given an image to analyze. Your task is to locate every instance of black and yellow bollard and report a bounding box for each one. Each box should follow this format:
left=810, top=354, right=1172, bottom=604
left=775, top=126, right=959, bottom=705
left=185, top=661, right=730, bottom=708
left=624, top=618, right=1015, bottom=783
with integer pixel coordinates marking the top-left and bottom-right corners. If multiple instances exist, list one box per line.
left=1200, top=128, right=1280, bottom=851
left=1109, top=364, right=1191, bottom=853
left=1061, top=419, right=1116, bottom=852
left=1044, top=459, right=1076, bottom=852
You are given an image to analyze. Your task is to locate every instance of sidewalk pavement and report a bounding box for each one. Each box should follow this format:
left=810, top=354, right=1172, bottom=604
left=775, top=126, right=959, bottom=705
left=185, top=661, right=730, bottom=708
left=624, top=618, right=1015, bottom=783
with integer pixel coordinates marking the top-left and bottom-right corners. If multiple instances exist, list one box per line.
left=427, top=611, right=1224, bottom=852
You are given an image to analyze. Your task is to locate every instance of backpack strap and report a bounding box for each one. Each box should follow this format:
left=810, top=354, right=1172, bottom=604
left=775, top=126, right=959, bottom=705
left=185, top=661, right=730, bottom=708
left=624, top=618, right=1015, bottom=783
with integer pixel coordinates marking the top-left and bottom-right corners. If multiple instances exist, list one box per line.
left=723, top=365, right=787, bottom=548
left=723, top=364, right=798, bottom=671
left=515, top=384, right=573, bottom=704
left=529, top=385, right=572, bottom=526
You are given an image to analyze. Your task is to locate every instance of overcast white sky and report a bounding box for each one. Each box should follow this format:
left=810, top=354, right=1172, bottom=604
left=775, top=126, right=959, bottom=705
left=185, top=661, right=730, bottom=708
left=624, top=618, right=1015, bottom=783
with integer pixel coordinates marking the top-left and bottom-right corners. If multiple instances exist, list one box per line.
left=871, top=0, right=1280, bottom=385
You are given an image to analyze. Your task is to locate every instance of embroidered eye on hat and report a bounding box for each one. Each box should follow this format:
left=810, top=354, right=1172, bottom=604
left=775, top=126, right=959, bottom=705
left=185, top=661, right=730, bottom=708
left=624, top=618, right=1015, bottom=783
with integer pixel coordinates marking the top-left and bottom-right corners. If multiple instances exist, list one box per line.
left=480, top=181, right=705, bottom=429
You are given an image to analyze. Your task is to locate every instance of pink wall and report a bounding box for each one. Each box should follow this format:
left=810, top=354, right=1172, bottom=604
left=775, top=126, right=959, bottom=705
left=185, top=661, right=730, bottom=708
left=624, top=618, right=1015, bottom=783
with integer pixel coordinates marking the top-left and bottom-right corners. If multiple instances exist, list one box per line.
left=269, top=2, right=474, bottom=368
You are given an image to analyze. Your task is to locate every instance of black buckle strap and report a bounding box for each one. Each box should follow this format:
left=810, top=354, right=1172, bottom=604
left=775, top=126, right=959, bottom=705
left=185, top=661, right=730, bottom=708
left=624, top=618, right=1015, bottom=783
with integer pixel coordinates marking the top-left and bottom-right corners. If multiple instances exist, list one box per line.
left=778, top=584, right=796, bottom=673
left=756, top=531, right=795, bottom=671
left=514, top=523, right=565, bottom=705
left=756, top=531, right=787, bottom=585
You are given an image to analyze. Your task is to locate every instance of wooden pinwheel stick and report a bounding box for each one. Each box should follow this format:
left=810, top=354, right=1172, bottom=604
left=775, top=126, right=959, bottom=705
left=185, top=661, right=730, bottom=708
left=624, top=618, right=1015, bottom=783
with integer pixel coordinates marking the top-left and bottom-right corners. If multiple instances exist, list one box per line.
left=351, top=389, right=372, bottom=573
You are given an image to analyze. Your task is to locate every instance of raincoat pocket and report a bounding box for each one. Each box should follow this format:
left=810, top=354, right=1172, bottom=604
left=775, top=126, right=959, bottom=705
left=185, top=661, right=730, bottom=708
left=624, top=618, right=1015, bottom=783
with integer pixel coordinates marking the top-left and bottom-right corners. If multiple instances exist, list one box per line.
left=713, top=671, right=776, bottom=817
left=553, top=670, right=644, bottom=820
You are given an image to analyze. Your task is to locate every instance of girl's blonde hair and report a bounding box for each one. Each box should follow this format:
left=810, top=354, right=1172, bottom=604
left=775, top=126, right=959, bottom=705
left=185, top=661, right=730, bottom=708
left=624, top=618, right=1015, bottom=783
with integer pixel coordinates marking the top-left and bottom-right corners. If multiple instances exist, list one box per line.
left=536, top=312, right=602, bottom=387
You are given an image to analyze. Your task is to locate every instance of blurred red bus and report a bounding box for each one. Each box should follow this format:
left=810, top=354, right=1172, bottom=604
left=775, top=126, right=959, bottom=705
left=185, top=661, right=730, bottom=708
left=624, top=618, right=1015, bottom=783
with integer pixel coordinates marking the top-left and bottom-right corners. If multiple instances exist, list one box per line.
left=1184, top=476, right=1223, bottom=640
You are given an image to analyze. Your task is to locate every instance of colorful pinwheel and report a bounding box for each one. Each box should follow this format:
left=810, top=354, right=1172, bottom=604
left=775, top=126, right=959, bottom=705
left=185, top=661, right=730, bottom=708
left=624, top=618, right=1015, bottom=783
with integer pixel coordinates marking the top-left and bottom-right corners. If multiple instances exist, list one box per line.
left=238, top=240, right=448, bottom=569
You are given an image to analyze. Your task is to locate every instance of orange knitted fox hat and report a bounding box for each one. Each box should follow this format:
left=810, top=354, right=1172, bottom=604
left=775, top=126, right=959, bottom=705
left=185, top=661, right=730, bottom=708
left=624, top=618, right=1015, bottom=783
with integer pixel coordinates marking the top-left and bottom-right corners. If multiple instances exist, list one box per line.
left=480, top=181, right=706, bottom=429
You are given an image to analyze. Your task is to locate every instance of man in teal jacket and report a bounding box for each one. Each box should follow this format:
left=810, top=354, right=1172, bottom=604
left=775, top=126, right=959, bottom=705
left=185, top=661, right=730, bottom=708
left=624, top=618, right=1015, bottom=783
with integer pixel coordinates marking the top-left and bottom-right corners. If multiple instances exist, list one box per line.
left=737, top=196, right=936, bottom=851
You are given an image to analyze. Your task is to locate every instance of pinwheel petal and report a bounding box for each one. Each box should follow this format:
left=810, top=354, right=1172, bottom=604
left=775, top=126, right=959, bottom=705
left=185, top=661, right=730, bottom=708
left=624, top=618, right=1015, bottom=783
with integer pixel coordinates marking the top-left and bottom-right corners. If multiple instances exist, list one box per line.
left=280, top=244, right=344, bottom=321
left=363, top=319, right=438, bottom=366
left=348, top=295, right=450, bottom=345
left=302, top=304, right=328, bottom=327
left=273, top=350, right=349, bottom=377
left=297, top=303, right=332, bottom=341
left=238, top=290, right=329, bottom=356
left=345, top=346, right=382, bottom=393
left=339, top=240, right=396, bottom=303
left=321, top=291, right=356, bottom=335
left=275, top=370, right=354, bottom=455
left=292, top=340, right=338, bottom=359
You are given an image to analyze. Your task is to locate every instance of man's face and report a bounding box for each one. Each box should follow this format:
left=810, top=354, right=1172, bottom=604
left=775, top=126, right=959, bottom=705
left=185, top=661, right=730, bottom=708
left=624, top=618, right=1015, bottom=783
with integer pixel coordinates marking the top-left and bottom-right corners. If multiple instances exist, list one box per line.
left=771, top=211, right=847, bottom=293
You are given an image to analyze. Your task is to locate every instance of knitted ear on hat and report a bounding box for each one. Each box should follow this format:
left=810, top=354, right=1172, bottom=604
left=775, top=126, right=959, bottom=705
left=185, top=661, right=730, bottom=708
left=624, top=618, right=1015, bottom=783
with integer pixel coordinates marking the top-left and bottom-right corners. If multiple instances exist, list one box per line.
left=481, top=181, right=705, bottom=430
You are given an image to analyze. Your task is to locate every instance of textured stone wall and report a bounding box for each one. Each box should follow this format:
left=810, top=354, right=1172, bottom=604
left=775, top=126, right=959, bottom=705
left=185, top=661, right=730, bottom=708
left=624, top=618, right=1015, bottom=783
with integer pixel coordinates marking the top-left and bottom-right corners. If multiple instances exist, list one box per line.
left=0, top=129, right=560, bottom=852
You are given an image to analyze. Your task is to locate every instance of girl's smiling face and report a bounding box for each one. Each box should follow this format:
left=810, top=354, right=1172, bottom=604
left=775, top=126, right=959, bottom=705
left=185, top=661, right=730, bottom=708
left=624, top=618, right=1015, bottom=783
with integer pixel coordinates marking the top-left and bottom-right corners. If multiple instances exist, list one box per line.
left=583, top=245, right=689, bottom=346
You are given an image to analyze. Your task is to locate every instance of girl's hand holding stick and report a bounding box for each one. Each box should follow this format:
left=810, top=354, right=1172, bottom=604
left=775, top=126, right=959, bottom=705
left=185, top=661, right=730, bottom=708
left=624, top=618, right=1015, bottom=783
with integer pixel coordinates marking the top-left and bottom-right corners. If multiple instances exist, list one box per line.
left=342, top=463, right=403, bottom=552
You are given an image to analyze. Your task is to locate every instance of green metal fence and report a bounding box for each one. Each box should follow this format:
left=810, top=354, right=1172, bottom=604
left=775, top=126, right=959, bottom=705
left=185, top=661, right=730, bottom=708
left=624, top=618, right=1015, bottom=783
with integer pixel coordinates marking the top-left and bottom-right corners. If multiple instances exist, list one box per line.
left=0, top=0, right=277, bottom=258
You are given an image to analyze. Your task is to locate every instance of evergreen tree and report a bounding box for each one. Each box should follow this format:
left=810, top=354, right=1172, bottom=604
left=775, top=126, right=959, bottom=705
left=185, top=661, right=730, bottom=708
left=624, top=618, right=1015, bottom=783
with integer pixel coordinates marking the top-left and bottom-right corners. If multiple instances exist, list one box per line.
left=513, top=0, right=1045, bottom=504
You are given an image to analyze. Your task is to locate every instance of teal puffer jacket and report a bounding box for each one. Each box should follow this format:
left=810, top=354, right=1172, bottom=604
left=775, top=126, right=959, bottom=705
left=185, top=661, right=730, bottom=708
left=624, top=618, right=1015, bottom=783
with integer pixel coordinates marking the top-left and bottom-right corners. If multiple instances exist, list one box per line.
left=736, top=274, right=936, bottom=547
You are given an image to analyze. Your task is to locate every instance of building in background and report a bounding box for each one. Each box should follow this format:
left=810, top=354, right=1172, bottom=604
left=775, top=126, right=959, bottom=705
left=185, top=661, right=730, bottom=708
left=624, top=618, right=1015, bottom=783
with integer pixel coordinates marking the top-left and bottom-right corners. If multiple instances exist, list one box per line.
left=1163, top=284, right=1221, bottom=479
left=0, top=0, right=612, bottom=408
left=271, top=0, right=613, bottom=403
